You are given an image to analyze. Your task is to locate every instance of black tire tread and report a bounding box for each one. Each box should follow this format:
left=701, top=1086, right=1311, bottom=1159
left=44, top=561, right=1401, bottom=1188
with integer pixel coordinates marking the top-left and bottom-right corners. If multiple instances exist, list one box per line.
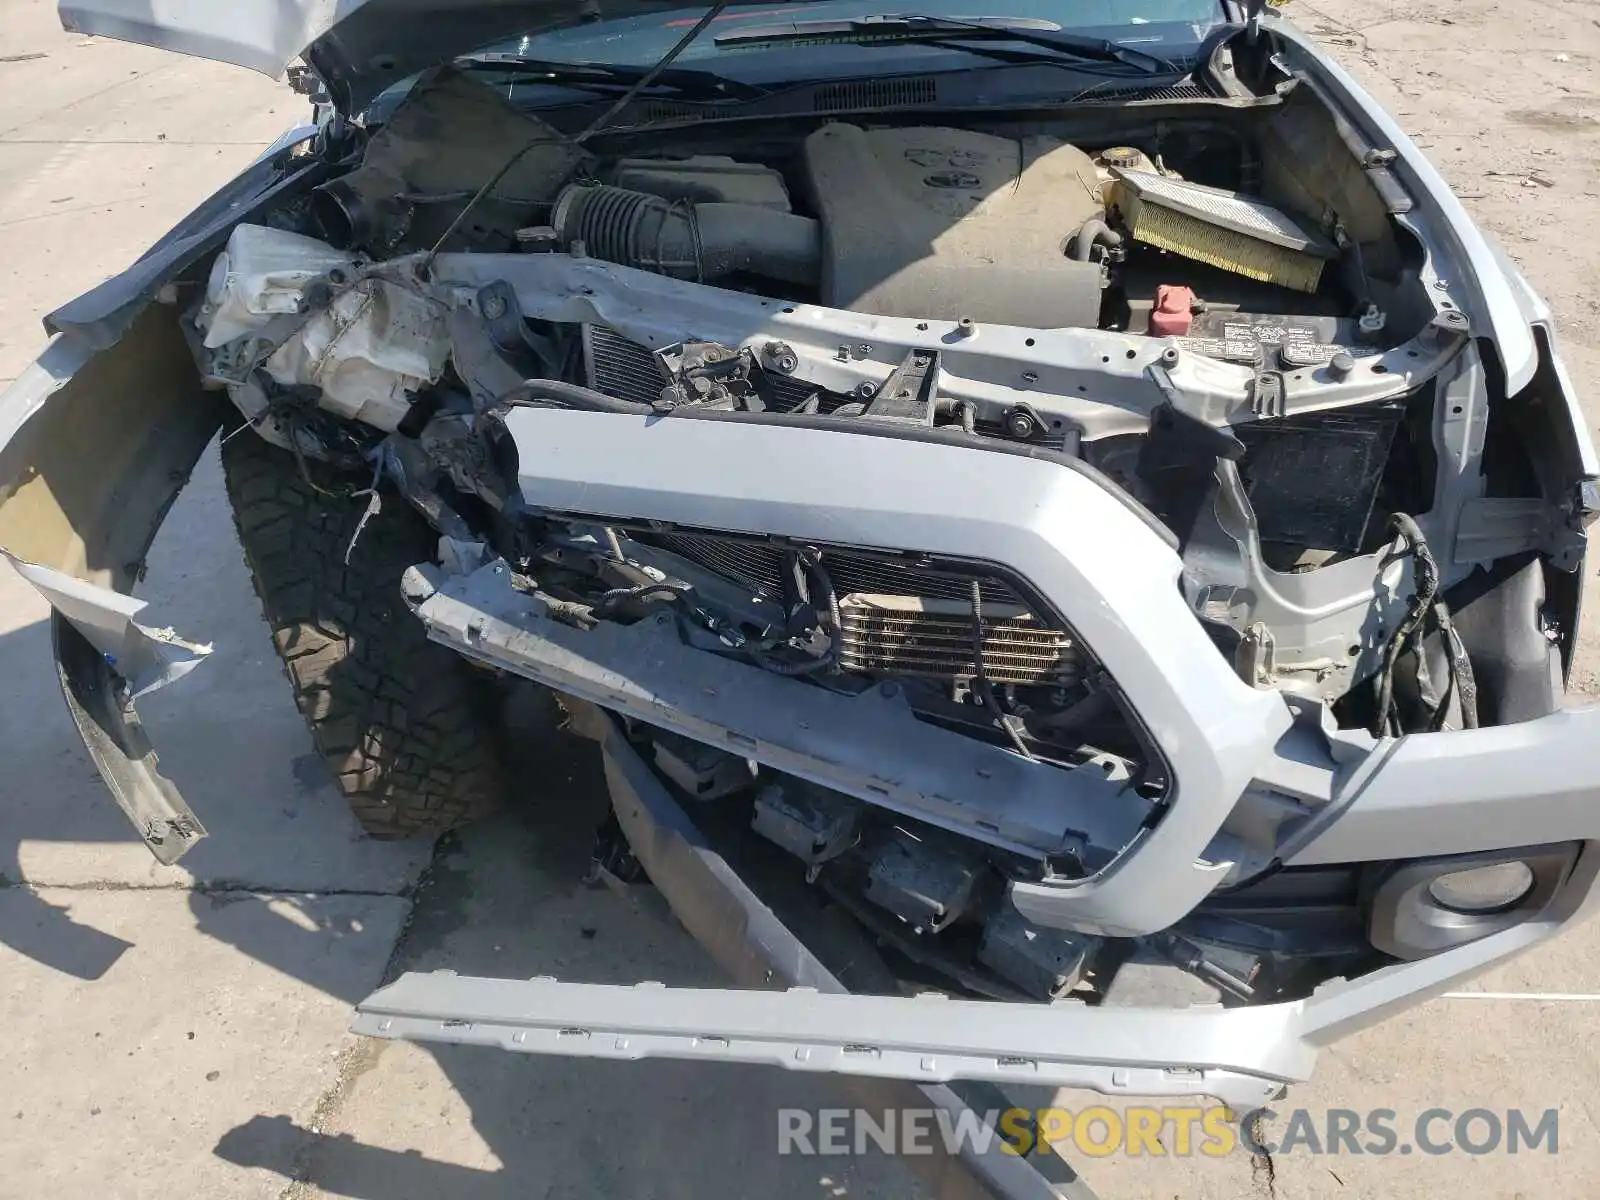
left=221, top=431, right=504, bottom=838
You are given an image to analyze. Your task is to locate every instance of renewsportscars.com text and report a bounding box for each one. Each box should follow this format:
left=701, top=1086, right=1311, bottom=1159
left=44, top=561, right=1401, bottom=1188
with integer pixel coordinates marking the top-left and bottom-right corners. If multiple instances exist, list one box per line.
left=777, top=1106, right=1560, bottom=1159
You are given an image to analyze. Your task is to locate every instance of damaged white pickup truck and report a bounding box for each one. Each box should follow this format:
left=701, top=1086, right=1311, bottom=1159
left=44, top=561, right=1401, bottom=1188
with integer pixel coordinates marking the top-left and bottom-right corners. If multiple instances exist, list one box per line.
left=6, top=1, right=1600, bottom=1184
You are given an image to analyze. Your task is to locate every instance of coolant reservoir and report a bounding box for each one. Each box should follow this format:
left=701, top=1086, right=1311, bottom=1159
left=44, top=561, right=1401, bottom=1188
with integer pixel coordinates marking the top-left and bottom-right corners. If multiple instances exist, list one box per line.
left=1094, top=146, right=1161, bottom=203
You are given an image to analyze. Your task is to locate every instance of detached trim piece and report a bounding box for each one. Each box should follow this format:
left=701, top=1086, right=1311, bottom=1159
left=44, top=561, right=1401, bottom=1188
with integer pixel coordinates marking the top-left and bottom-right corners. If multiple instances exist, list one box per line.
left=4, top=554, right=213, bottom=864
left=8, top=554, right=212, bottom=700
left=407, top=563, right=1147, bottom=859
left=355, top=970, right=1305, bottom=1109
left=543, top=702, right=1088, bottom=1200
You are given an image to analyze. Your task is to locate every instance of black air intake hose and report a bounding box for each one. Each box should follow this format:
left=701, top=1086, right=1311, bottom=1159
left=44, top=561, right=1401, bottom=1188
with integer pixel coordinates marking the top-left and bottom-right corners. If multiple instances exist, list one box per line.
left=552, top=183, right=821, bottom=286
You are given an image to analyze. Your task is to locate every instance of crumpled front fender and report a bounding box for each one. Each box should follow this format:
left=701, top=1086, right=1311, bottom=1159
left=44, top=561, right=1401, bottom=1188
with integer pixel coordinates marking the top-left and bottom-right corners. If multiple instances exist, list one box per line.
left=0, top=305, right=228, bottom=861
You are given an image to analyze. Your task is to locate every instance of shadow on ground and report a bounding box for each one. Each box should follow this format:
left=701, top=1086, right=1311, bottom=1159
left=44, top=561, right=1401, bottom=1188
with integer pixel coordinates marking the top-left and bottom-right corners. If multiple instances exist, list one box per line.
left=0, top=610, right=138, bottom=979
left=200, top=717, right=921, bottom=1198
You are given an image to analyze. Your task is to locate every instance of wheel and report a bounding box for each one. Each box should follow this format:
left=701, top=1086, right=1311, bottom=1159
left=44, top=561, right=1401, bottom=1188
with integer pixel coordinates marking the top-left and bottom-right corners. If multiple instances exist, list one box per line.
left=221, top=430, right=506, bottom=838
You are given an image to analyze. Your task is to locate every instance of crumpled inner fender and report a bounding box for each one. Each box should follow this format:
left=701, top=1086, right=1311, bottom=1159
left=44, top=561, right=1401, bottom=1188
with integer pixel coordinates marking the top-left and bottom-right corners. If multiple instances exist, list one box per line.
left=0, top=303, right=225, bottom=586
left=0, top=304, right=227, bottom=861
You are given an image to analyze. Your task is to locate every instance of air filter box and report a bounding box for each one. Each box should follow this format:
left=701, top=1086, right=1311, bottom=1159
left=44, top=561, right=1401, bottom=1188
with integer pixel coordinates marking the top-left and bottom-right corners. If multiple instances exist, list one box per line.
left=1111, top=169, right=1336, bottom=293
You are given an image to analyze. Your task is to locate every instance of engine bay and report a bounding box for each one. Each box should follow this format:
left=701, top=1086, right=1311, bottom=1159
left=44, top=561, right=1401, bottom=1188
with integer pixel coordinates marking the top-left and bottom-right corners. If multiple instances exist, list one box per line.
left=174, top=63, right=1587, bottom=1006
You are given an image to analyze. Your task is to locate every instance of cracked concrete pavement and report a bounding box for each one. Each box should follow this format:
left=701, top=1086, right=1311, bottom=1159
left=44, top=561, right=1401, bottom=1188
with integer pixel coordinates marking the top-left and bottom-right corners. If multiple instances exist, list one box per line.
left=2, top=1, right=1600, bottom=1198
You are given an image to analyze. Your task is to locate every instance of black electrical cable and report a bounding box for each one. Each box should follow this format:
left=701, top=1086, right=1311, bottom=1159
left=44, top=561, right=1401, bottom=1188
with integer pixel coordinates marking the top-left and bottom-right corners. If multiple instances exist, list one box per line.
left=970, top=579, right=1036, bottom=760
left=422, top=1, right=732, bottom=267
left=1371, top=514, right=1479, bottom=736
left=594, top=581, right=693, bottom=615
left=748, top=555, right=840, bottom=676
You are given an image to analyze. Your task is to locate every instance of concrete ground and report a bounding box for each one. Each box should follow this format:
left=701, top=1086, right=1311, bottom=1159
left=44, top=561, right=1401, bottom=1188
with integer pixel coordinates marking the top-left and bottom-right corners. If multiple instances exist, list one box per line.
left=0, top=0, right=1598, bottom=1197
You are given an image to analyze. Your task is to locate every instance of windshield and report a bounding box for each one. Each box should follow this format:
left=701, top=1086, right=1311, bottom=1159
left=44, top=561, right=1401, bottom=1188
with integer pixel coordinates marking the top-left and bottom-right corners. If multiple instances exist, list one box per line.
left=477, top=0, right=1227, bottom=73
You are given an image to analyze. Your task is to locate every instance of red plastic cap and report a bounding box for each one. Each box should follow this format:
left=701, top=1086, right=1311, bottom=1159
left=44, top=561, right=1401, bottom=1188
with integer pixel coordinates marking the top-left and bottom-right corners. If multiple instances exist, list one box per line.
left=1149, top=285, right=1198, bottom=337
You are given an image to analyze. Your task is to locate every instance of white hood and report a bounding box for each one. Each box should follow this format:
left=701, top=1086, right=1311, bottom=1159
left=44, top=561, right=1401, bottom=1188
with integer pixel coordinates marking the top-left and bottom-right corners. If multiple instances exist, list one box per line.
left=59, top=0, right=696, bottom=111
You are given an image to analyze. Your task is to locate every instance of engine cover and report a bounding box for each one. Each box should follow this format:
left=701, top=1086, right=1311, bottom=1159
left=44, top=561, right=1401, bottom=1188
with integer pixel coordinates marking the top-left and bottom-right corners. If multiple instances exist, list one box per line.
left=802, top=124, right=1107, bottom=327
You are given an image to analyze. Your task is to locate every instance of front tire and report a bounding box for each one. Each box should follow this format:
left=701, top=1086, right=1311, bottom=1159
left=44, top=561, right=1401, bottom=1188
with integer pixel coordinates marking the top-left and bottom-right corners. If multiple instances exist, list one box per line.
left=221, top=431, right=506, bottom=838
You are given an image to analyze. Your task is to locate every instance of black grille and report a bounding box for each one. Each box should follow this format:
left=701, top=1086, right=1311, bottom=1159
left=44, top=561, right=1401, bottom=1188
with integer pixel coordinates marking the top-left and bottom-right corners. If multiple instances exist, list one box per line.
left=626, top=101, right=708, bottom=122
left=642, top=531, right=1027, bottom=608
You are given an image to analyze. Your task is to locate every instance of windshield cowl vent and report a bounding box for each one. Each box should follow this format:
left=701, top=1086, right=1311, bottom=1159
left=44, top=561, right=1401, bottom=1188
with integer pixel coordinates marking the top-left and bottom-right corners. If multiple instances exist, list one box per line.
left=813, top=76, right=939, bottom=112
left=625, top=100, right=709, bottom=123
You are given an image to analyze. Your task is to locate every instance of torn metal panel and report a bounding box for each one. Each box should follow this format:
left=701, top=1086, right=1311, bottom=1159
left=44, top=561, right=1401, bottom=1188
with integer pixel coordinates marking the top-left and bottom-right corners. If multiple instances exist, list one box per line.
left=53, top=616, right=208, bottom=864
left=5, top=554, right=212, bottom=700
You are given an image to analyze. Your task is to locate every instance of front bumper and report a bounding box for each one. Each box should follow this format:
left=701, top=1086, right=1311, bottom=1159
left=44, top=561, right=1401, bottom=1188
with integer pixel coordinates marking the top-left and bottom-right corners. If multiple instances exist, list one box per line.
left=354, top=406, right=1600, bottom=1104
left=358, top=704, right=1600, bottom=1115
left=485, top=405, right=1300, bottom=939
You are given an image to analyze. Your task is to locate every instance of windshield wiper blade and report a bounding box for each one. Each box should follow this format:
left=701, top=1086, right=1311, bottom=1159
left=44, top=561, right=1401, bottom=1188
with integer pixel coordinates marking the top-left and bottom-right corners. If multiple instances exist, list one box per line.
left=714, top=14, right=1178, bottom=74
left=453, top=55, right=770, bottom=101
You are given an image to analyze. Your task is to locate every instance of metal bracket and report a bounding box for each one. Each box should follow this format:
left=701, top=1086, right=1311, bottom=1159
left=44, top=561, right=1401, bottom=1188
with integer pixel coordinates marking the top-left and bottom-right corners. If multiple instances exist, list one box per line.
left=477, top=279, right=559, bottom=376
left=658, top=340, right=768, bottom=411
left=1249, top=360, right=1286, bottom=420
left=863, top=348, right=940, bottom=424
left=1454, top=496, right=1587, bottom=571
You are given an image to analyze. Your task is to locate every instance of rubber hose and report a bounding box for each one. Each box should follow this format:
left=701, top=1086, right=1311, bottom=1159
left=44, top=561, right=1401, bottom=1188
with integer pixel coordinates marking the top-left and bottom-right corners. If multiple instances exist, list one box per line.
left=553, top=183, right=821, bottom=286
left=1070, top=217, right=1124, bottom=262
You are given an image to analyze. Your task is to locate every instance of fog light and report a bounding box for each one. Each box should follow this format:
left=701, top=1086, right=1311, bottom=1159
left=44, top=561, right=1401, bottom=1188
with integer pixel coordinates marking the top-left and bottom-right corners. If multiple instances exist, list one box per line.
left=1427, top=862, right=1535, bottom=914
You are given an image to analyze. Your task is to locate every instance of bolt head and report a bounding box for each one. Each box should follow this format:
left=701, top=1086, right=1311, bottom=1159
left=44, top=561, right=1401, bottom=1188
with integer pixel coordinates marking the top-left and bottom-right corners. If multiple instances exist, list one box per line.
left=1006, top=409, right=1037, bottom=438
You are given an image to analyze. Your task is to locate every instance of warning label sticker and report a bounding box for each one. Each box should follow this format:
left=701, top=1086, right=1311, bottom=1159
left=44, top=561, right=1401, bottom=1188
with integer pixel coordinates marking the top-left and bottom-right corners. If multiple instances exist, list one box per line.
left=1177, top=314, right=1379, bottom=366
